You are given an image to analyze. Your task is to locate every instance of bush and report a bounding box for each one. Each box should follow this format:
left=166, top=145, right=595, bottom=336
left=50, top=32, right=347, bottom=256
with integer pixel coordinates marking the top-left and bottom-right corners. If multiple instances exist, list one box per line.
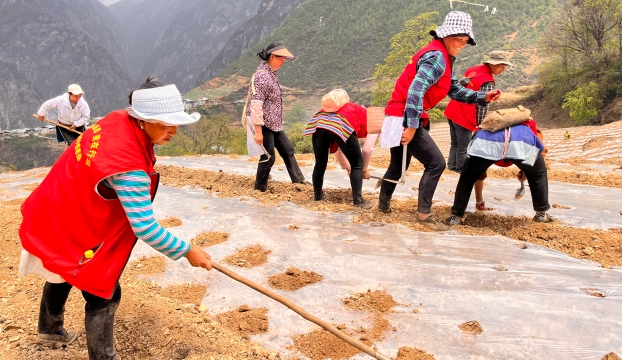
left=562, top=81, right=603, bottom=125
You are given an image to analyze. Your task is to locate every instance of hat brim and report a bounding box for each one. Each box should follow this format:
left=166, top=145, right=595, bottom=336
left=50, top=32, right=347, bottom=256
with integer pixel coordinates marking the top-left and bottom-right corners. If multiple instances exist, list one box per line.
left=430, top=29, right=476, bottom=46
left=271, top=48, right=295, bottom=60
left=484, top=60, right=513, bottom=66
left=126, top=107, right=200, bottom=126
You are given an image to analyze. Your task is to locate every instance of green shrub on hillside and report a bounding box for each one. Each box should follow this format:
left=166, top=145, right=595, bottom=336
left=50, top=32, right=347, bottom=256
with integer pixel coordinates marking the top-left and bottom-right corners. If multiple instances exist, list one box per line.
left=562, top=82, right=603, bottom=126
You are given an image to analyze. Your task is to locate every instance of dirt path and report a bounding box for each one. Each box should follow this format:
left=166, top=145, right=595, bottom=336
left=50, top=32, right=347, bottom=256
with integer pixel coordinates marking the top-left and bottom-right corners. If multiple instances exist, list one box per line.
left=157, top=165, right=622, bottom=268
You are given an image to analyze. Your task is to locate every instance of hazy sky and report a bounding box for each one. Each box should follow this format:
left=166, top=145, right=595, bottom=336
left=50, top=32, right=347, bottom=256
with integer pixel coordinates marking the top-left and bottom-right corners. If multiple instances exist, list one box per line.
left=99, top=0, right=121, bottom=5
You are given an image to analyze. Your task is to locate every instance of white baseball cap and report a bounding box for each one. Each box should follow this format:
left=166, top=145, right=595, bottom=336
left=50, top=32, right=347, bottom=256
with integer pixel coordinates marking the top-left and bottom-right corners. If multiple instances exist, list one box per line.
left=68, top=84, right=84, bottom=95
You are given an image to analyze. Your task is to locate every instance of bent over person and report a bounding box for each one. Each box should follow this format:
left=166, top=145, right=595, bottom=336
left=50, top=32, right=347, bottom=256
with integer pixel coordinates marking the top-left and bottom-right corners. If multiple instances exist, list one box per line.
left=19, top=77, right=212, bottom=360
left=245, top=42, right=309, bottom=191
left=37, top=84, right=90, bottom=146
left=378, top=11, right=502, bottom=231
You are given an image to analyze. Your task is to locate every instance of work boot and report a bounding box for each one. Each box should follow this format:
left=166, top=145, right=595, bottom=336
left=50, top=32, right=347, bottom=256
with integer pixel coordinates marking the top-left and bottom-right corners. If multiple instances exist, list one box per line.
left=355, top=199, right=377, bottom=210
left=416, top=213, right=450, bottom=231
left=444, top=214, right=464, bottom=226
left=38, top=328, right=77, bottom=345
left=314, top=191, right=327, bottom=201
left=377, top=201, right=392, bottom=213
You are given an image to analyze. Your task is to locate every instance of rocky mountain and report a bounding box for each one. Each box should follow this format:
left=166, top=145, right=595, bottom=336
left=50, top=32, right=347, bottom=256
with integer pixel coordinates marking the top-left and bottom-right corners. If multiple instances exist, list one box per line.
left=195, top=0, right=304, bottom=88
left=107, top=0, right=145, bottom=23
left=0, top=61, right=43, bottom=130
left=140, top=0, right=261, bottom=92
left=0, top=0, right=135, bottom=129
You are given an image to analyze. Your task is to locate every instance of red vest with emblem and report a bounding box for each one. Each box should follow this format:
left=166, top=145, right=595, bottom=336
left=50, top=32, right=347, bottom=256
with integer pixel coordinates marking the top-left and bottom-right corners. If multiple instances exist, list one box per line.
left=19, top=110, right=158, bottom=299
left=444, top=64, right=494, bottom=131
left=385, top=38, right=453, bottom=127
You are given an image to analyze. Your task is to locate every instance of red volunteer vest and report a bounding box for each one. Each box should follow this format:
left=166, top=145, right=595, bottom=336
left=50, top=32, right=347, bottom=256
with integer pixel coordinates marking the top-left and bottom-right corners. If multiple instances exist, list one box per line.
left=444, top=64, right=495, bottom=131
left=385, top=38, right=453, bottom=127
left=19, top=110, right=158, bottom=299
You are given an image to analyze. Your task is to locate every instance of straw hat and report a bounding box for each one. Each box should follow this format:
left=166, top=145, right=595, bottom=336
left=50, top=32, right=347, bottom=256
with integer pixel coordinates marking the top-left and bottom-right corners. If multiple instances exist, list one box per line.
left=126, top=84, right=199, bottom=126
left=321, top=89, right=350, bottom=113
left=430, top=11, right=476, bottom=46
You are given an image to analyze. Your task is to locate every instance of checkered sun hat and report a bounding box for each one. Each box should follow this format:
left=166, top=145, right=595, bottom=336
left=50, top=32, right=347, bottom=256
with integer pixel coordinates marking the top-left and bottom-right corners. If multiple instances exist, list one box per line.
left=430, top=11, right=476, bottom=46
left=126, top=84, right=200, bottom=126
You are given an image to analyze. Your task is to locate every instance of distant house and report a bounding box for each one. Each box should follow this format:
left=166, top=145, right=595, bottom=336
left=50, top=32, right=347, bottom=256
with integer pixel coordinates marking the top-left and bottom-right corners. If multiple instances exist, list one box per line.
left=183, top=99, right=196, bottom=110
left=196, top=98, right=209, bottom=107
left=232, top=100, right=246, bottom=105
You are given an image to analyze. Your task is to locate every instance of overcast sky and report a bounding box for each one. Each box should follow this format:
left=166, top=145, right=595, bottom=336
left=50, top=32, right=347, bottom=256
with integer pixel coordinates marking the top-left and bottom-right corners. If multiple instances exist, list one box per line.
left=99, top=0, right=121, bottom=5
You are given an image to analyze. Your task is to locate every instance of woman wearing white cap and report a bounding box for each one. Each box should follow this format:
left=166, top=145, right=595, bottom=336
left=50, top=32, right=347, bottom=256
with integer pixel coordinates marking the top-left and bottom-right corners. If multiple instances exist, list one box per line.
left=19, top=77, right=212, bottom=360
left=378, top=11, right=502, bottom=231
left=37, top=84, right=91, bottom=146
left=245, top=42, right=309, bottom=191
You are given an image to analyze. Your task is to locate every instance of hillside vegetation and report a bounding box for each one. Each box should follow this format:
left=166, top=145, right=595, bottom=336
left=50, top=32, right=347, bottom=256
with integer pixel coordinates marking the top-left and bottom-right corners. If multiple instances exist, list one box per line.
left=216, top=0, right=553, bottom=91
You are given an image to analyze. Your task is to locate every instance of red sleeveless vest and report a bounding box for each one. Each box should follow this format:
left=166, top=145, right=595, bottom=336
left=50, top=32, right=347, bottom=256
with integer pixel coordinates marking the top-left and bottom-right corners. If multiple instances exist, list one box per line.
left=444, top=64, right=495, bottom=131
left=20, top=110, right=158, bottom=299
left=385, top=38, right=453, bottom=127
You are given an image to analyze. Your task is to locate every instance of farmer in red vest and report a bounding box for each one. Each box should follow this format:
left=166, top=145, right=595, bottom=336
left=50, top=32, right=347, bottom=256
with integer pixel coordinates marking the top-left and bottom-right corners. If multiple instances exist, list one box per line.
left=18, top=77, right=212, bottom=360
left=378, top=11, right=502, bottom=231
left=445, top=51, right=512, bottom=210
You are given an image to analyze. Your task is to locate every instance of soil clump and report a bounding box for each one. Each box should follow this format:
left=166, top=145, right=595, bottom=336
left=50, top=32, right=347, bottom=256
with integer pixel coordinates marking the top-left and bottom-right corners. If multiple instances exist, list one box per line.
left=458, top=320, right=483, bottom=335
left=602, top=353, right=621, bottom=360
left=396, top=347, right=436, bottom=360
left=224, top=245, right=271, bottom=268
left=268, top=268, right=323, bottom=291
left=190, top=231, right=229, bottom=247
left=342, top=290, right=397, bottom=313
left=128, top=256, right=166, bottom=275
left=159, top=216, right=182, bottom=228
left=215, top=305, right=269, bottom=337
left=161, top=284, right=207, bottom=305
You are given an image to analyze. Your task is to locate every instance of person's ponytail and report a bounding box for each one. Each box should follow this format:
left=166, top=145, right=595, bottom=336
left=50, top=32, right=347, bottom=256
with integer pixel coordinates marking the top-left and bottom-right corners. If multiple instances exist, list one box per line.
left=257, top=48, right=270, bottom=61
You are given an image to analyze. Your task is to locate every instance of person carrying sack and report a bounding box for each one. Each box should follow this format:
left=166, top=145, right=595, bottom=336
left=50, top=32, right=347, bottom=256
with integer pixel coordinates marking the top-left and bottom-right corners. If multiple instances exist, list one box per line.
left=377, top=11, right=502, bottom=231
left=37, top=84, right=90, bottom=146
left=444, top=50, right=512, bottom=210
left=445, top=117, right=555, bottom=226
left=303, top=89, right=377, bottom=208
left=19, top=77, right=213, bottom=360
left=244, top=42, right=309, bottom=192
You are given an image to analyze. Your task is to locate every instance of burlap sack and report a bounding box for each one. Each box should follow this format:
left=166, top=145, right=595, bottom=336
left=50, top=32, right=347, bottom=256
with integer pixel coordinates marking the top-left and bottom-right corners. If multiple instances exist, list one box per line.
left=479, top=105, right=531, bottom=132
left=366, top=107, right=385, bottom=134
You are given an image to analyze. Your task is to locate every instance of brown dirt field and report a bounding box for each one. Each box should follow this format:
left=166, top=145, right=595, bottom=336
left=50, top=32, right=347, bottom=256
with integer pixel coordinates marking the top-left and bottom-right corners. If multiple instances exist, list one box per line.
left=0, top=200, right=280, bottom=360
left=458, top=320, right=483, bottom=335
left=158, top=216, right=182, bottom=228
left=342, top=290, right=397, bottom=313
left=268, top=268, right=323, bottom=291
left=559, top=157, right=622, bottom=167
left=293, top=316, right=391, bottom=360
left=396, top=347, right=436, bottom=360
left=158, top=166, right=622, bottom=268
left=190, top=231, right=229, bottom=247
left=215, top=305, right=269, bottom=338
left=486, top=166, right=622, bottom=189
left=127, top=256, right=166, bottom=275
left=161, top=284, right=207, bottom=305
left=18, top=183, right=39, bottom=192
left=224, top=245, right=271, bottom=268
left=582, top=136, right=615, bottom=151
left=602, top=353, right=621, bottom=360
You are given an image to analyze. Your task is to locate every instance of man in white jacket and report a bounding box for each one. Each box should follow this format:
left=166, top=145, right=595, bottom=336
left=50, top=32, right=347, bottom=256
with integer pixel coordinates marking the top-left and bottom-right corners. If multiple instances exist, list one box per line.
left=37, top=84, right=90, bottom=146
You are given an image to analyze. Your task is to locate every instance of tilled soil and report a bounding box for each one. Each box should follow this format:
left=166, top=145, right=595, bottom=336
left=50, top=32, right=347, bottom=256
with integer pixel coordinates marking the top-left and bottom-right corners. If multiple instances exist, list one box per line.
left=224, top=245, right=271, bottom=268
left=602, top=353, right=621, bottom=360
left=161, top=284, right=207, bottom=305
left=458, top=320, right=483, bottom=335
left=341, top=290, right=397, bottom=313
left=128, top=256, right=166, bottom=275
left=215, top=305, right=269, bottom=337
left=158, top=166, right=622, bottom=268
left=158, top=216, right=182, bottom=228
left=396, top=347, right=436, bottom=360
left=190, top=231, right=229, bottom=247
left=268, top=268, right=323, bottom=291
left=0, top=199, right=280, bottom=360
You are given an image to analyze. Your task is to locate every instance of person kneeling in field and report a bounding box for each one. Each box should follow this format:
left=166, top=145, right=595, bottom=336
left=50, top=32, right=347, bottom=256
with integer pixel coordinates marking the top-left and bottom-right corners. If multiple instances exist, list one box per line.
left=19, top=77, right=212, bottom=360
left=445, top=118, right=555, bottom=226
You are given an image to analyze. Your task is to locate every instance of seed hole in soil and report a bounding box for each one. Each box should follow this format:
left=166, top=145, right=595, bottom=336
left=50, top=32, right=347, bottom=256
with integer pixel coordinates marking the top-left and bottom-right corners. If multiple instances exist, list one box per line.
left=288, top=225, right=300, bottom=231
left=552, top=204, right=572, bottom=209
left=190, top=231, right=229, bottom=247
left=215, top=305, right=269, bottom=336
left=224, top=245, right=271, bottom=268
left=342, top=290, right=397, bottom=313
left=268, top=267, right=323, bottom=291
left=492, top=265, right=509, bottom=271
left=458, top=320, right=483, bottom=335
left=396, top=346, right=436, bottom=360
left=582, top=288, right=607, bottom=298
left=159, top=217, right=182, bottom=228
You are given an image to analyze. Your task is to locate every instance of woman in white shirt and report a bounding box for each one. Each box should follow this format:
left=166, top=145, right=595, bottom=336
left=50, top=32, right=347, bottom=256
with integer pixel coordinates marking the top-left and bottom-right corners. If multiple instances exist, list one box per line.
left=37, top=84, right=90, bottom=146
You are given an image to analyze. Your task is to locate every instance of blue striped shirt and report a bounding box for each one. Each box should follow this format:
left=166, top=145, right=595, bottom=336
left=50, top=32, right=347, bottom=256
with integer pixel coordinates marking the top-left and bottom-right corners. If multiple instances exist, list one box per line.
left=405, top=50, right=488, bottom=128
left=103, top=171, right=191, bottom=260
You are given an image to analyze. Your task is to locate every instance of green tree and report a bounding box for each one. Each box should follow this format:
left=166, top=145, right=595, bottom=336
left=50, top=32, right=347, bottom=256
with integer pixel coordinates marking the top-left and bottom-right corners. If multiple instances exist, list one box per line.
left=562, top=81, right=603, bottom=125
left=371, top=12, right=438, bottom=106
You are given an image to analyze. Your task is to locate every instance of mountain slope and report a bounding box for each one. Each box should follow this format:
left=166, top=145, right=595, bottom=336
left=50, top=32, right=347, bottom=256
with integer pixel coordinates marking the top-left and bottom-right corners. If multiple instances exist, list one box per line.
left=213, top=0, right=553, bottom=90
left=107, top=0, right=143, bottom=22
left=195, top=0, right=304, bottom=87
left=0, top=61, right=43, bottom=130
left=140, top=0, right=261, bottom=92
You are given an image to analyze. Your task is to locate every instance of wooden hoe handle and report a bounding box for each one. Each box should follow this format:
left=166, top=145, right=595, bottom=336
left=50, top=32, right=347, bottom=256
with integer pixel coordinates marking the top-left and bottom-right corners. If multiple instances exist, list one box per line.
left=32, top=114, right=83, bottom=135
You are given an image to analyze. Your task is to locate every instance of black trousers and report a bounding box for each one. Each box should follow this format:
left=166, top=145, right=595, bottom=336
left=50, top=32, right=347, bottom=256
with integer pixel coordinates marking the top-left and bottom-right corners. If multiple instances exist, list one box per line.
left=312, top=130, right=364, bottom=204
left=379, top=127, right=446, bottom=214
left=451, top=154, right=550, bottom=217
left=255, top=126, right=305, bottom=191
left=56, top=125, right=85, bottom=146
left=447, top=119, right=473, bottom=173
left=38, top=282, right=122, bottom=360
